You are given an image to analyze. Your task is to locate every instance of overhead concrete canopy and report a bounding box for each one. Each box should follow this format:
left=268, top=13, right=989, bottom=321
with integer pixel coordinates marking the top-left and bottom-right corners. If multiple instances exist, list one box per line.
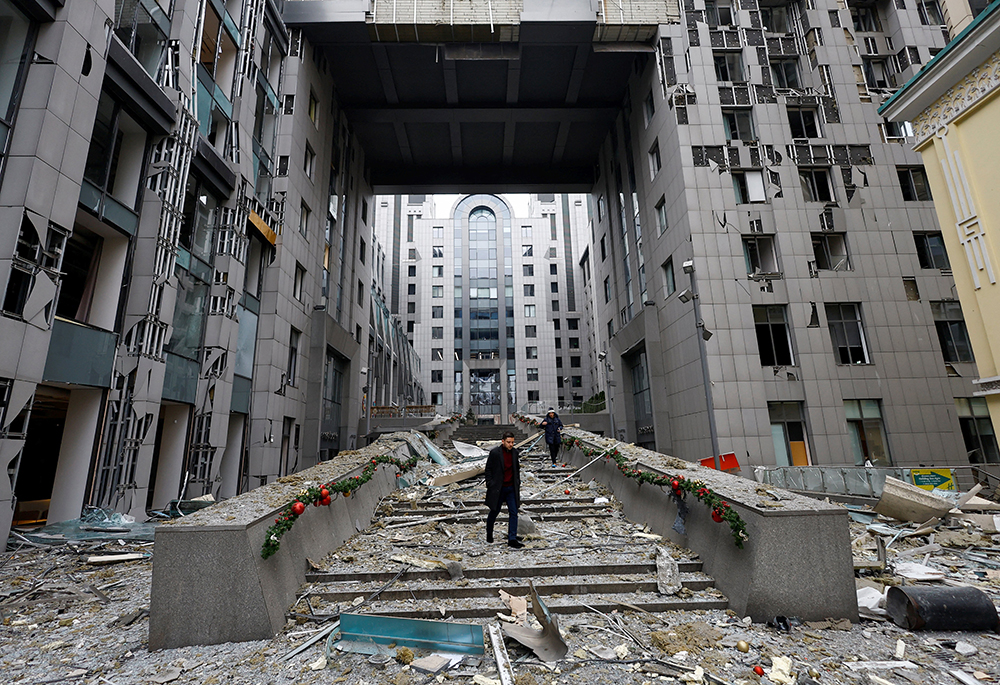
left=284, top=0, right=679, bottom=193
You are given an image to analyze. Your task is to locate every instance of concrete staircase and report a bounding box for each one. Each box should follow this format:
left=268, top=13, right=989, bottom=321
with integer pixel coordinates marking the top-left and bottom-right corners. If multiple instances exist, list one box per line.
left=446, top=423, right=532, bottom=447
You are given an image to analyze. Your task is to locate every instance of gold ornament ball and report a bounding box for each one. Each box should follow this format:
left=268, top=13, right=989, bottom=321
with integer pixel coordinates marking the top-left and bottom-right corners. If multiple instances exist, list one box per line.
left=736, top=641, right=750, bottom=653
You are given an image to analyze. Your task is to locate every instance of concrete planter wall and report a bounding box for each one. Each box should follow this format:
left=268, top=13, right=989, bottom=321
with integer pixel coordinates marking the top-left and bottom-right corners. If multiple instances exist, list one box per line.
left=149, top=439, right=412, bottom=650
left=564, top=433, right=859, bottom=622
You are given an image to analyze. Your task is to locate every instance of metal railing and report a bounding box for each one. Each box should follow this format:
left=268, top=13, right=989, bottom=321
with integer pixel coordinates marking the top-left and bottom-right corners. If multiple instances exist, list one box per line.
left=754, top=464, right=1000, bottom=500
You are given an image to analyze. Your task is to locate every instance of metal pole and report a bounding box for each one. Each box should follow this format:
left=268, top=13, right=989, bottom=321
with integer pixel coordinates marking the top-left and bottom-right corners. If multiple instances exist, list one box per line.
left=689, top=268, right=720, bottom=468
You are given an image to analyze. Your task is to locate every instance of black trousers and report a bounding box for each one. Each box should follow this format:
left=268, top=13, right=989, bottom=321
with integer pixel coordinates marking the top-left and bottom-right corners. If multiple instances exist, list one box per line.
left=548, top=440, right=560, bottom=463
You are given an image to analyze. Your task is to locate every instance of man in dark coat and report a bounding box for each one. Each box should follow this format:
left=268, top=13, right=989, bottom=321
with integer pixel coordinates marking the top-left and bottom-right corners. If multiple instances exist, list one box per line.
left=540, top=408, right=564, bottom=465
left=484, top=431, right=524, bottom=548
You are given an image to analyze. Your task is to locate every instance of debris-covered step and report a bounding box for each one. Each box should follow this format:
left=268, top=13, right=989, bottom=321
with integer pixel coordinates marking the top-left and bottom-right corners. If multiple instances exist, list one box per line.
left=310, top=573, right=717, bottom=602
left=324, top=589, right=729, bottom=620
left=307, top=560, right=705, bottom=583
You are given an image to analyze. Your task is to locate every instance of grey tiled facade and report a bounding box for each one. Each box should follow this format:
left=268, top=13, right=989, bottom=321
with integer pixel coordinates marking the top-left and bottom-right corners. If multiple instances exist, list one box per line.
left=375, top=194, right=595, bottom=420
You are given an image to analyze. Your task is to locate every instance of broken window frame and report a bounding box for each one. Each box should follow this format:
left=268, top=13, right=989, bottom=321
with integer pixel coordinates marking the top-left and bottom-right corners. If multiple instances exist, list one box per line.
left=798, top=167, right=834, bottom=203
left=898, top=166, right=933, bottom=201
left=2, top=215, right=68, bottom=325
left=769, top=401, right=811, bottom=466
left=787, top=107, right=821, bottom=139
left=956, top=397, right=1000, bottom=463
left=733, top=169, right=767, bottom=203
left=811, top=232, right=851, bottom=271
left=714, top=51, right=745, bottom=82
left=771, top=58, right=801, bottom=89
left=744, top=235, right=779, bottom=275
left=723, top=108, right=756, bottom=142
left=931, top=300, right=974, bottom=363
left=845, top=399, right=891, bottom=466
left=826, top=302, right=870, bottom=365
left=914, top=231, right=950, bottom=270
left=753, top=304, right=794, bottom=366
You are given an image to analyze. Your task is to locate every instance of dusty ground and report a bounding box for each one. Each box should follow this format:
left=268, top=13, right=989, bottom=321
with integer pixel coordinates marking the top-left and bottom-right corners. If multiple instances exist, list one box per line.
left=2, top=447, right=999, bottom=685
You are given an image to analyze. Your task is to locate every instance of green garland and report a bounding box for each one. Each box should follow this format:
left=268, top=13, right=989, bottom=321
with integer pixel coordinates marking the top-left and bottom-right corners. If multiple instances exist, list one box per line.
left=513, top=414, right=748, bottom=548
left=261, top=416, right=461, bottom=559
left=261, top=453, right=422, bottom=559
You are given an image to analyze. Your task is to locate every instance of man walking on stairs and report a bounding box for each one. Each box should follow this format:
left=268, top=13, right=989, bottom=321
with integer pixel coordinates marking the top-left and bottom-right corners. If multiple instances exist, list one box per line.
left=485, top=431, right=524, bottom=548
left=541, top=408, right=564, bottom=466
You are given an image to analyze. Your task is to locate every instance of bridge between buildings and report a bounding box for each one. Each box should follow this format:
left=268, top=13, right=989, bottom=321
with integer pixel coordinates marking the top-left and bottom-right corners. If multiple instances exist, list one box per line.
left=283, top=0, right=679, bottom=193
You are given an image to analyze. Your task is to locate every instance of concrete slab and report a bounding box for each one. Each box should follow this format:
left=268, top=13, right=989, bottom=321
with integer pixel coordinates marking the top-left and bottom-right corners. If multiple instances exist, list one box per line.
left=149, top=436, right=413, bottom=650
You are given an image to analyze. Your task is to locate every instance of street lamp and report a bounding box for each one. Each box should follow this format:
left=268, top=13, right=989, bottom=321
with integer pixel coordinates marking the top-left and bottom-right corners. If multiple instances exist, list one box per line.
left=598, top=350, right=617, bottom=439
left=684, top=260, right=720, bottom=468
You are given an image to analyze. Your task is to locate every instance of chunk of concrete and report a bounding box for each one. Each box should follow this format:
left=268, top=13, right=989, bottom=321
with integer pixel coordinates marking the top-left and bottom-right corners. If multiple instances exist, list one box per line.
left=874, top=477, right=953, bottom=523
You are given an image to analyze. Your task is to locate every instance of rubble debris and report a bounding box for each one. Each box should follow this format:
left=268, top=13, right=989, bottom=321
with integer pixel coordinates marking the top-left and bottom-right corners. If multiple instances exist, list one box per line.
left=410, top=654, right=453, bottom=674
left=487, top=623, right=516, bottom=685
left=452, top=440, right=489, bottom=459
left=874, top=477, right=954, bottom=523
left=500, top=583, right=568, bottom=662
left=885, top=586, right=1000, bottom=631
left=428, top=458, right=486, bottom=486
left=85, top=553, right=148, bottom=565
left=656, top=546, right=681, bottom=595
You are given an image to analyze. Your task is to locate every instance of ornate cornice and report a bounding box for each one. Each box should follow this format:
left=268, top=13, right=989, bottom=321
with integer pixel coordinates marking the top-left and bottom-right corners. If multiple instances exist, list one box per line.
left=912, top=49, right=1000, bottom=146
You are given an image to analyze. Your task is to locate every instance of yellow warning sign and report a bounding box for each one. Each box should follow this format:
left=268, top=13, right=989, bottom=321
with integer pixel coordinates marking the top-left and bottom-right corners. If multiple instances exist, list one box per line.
left=910, top=468, right=955, bottom=491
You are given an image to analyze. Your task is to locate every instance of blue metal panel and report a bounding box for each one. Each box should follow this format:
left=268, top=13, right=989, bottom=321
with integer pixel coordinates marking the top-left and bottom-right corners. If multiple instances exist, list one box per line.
left=338, top=613, right=484, bottom=654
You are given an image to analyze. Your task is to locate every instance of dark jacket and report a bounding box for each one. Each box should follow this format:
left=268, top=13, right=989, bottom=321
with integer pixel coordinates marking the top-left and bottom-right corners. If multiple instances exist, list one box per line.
left=485, top=444, right=520, bottom=512
left=541, top=412, right=563, bottom=444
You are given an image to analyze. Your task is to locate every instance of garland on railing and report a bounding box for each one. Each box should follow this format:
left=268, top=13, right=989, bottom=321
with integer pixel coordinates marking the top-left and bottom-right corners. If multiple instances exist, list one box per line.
left=513, top=413, right=748, bottom=548
left=260, top=452, right=422, bottom=559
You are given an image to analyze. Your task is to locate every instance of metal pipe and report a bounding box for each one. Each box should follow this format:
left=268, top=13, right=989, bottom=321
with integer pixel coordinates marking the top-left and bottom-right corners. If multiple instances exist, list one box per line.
left=886, top=586, right=999, bottom=631
left=689, top=267, right=720, bottom=468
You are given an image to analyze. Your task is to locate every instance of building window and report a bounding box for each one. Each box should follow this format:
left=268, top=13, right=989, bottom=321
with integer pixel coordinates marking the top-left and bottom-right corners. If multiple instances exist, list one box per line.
left=787, top=107, right=820, bottom=138
left=432, top=327, right=443, bottom=339
left=432, top=306, right=443, bottom=318
left=408, top=283, right=416, bottom=295
left=294, top=264, right=305, bottom=302
left=407, top=302, right=415, bottom=314
left=662, top=258, right=675, bottom=296
left=552, top=299, right=560, bottom=312
left=572, top=376, right=582, bottom=388
left=526, top=368, right=539, bottom=381
left=723, top=109, right=755, bottom=141
left=714, top=52, right=744, bottom=82
left=431, top=392, right=443, bottom=405
left=550, top=281, right=559, bottom=294
left=526, top=346, right=538, bottom=359
left=299, top=202, right=310, bottom=236
left=359, top=238, right=366, bottom=264
left=604, top=277, right=612, bottom=303
left=287, top=328, right=300, bottom=386
left=308, top=91, right=319, bottom=124
left=845, top=399, right=891, bottom=466
left=655, top=197, right=668, bottom=235
left=522, top=245, right=533, bottom=257
left=598, top=195, right=606, bottom=221
left=851, top=6, right=882, bottom=32
left=528, top=390, right=540, bottom=401
left=570, top=356, right=581, bottom=368
left=523, top=264, right=534, bottom=277
left=522, top=225, right=532, bottom=239
left=898, top=166, right=932, bottom=201
left=407, top=321, right=415, bottom=333
left=812, top=233, right=850, bottom=271
left=743, top=235, right=778, bottom=275
left=432, top=246, right=444, bottom=258
left=917, top=0, right=945, bottom=24
left=761, top=5, right=788, bottom=32
left=826, top=303, right=870, bottom=364
left=431, top=369, right=443, bottom=383
left=548, top=247, right=557, bottom=258
left=607, top=320, right=614, bottom=338
left=733, top=170, right=766, bottom=203
left=569, top=337, right=580, bottom=349
left=408, top=248, right=417, bottom=259
left=525, top=304, right=536, bottom=317
left=553, top=319, right=560, bottom=330
left=555, top=338, right=562, bottom=350
left=643, top=90, right=655, bottom=125
left=956, top=398, right=999, bottom=463
left=304, top=143, right=315, bottom=178
left=914, top=232, right=950, bottom=270
left=568, top=318, right=579, bottom=330
left=432, top=265, right=444, bottom=277
left=754, top=305, right=794, bottom=366
left=550, top=264, right=558, bottom=275
left=648, top=139, right=662, bottom=177
left=769, top=402, right=810, bottom=466
left=408, top=264, right=417, bottom=277
left=706, top=0, right=734, bottom=26
left=862, top=58, right=891, bottom=89
left=432, top=226, right=444, bottom=238
left=431, top=348, right=444, bottom=360
left=432, top=285, right=444, bottom=298
left=600, top=236, right=607, bottom=261
left=931, top=301, right=974, bottom=363
left=771, top=59, right=800, bottom=89
left=84, top=94, right=148, bottom=207
left=799, top=168, right=833, bottom=202
left=524, top=284, right=535, bottom=297
left=525, top=325, right=536, bottom=337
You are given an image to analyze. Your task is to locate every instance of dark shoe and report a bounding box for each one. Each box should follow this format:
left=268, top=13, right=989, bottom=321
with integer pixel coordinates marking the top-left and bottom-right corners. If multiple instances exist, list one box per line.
left=486, top=531, right=494, bottom=543
left=516, top=536, right=524, bottom=542
left=507, top=539, right=525, bottom=549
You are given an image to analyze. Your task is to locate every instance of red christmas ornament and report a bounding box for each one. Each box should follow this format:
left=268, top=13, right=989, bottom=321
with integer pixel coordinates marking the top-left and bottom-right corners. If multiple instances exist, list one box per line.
left=320, top=488, right=329, bottom=498
left=712, top=509, right=724, bottom=523
left=564, top=489, right=570, bottom=495
left=292, top=501, right=305, bottom=516
left=321, top=496, right=331, bottom=506
left=670, top=479, right=680, bottom=489
left=754, top=666, right=765, bottom=677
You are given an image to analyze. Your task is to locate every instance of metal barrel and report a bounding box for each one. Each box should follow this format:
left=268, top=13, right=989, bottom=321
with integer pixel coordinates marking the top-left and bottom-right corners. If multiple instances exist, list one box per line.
left=886, top=586, right=1000, bottom=631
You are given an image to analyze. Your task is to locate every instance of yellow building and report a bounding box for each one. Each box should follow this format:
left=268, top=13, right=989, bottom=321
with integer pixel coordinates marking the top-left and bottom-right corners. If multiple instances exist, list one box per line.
left=881, top=0, right=1000, bottom=462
